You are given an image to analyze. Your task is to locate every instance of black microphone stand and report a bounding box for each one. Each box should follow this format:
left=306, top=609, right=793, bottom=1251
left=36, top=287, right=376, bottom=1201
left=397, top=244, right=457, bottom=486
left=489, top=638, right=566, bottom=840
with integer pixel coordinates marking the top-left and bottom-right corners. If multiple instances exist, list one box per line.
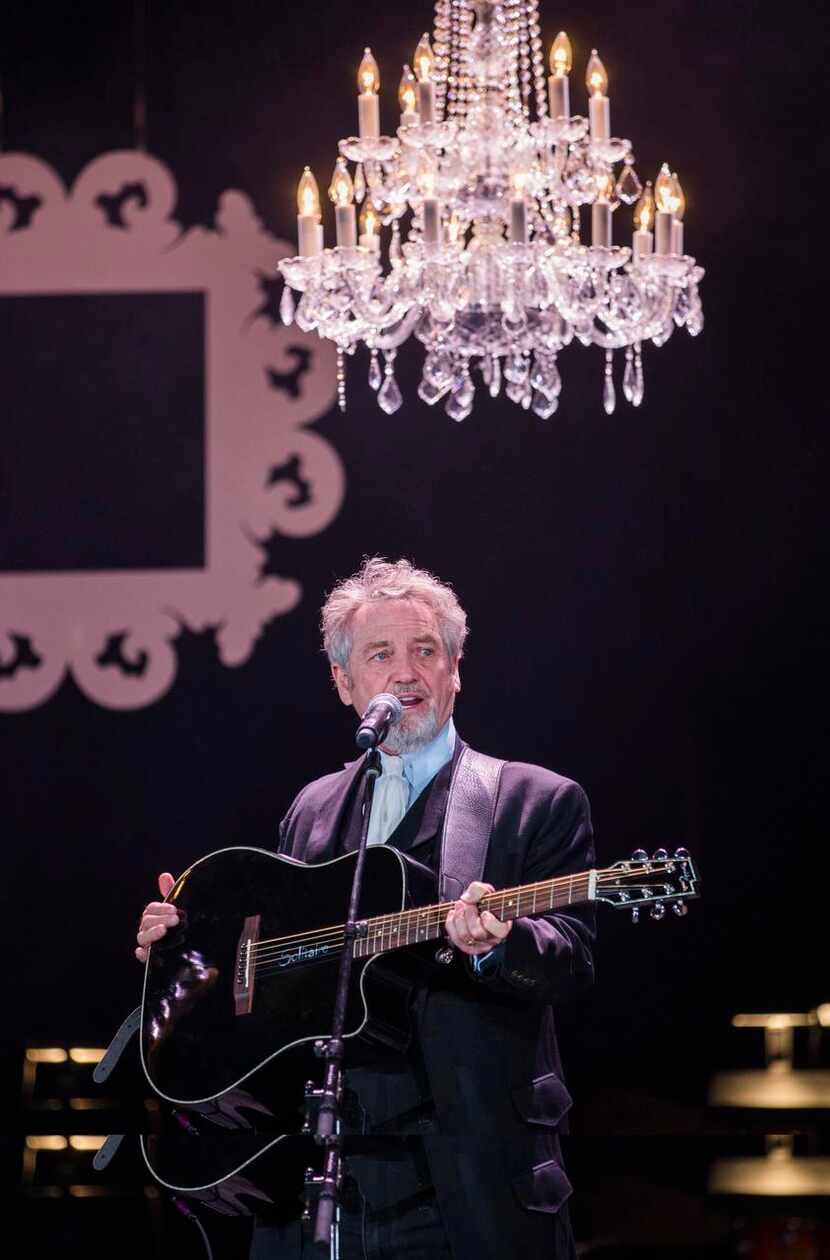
left=307, top=744, right=381, bottom=1254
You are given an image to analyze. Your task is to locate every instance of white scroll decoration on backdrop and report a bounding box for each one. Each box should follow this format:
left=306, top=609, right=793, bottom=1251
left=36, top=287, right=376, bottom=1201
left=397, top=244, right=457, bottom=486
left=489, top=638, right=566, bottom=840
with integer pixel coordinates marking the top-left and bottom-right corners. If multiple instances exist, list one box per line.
left=0, top=150, right=343, bottom=711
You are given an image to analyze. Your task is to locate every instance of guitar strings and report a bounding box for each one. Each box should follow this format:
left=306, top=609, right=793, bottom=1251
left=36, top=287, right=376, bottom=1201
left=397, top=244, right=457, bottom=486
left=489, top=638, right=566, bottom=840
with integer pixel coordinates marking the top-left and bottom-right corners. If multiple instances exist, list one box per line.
left=246, top=872, right=596, bottom=960
left=245, top=866, right=667, bottom=961
left=244, top=867, right=675, bottom=971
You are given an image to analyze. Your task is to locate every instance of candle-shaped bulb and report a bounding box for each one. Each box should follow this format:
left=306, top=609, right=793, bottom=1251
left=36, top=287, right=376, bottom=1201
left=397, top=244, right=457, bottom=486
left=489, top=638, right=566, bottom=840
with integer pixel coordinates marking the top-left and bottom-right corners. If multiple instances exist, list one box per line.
left=633, top=182, right=655, bottom=232
left=328, top=157, right=355, bottom=207
left=669, top=171, right=686, bottom=220
left=398, top=64, right=417, bottom=113
left=594, top=166, right=614, bottom=202
left=549, top=31, right=572, bottom=76
left=585, top=49, right=608, bottom=96
left=358, top=47, right=380, bottom=94
left=359, top=202, right=379, bottom=237
left=414, top=33, right=434, bottom=82
left=297, top=166, right=321, bottom=218
left=446, top=210, right=462, bottom=244
left=511, top=168, right=529, bottom=196
left=654, top=163, right=674, bottom=214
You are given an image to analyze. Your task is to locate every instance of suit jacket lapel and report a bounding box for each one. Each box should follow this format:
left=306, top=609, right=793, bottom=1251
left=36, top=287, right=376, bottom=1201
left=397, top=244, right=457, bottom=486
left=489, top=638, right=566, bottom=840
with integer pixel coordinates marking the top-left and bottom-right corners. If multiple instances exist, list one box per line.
left=393, top=736, right=468, bottom=855
left=304, top=755, right=366, bottom=863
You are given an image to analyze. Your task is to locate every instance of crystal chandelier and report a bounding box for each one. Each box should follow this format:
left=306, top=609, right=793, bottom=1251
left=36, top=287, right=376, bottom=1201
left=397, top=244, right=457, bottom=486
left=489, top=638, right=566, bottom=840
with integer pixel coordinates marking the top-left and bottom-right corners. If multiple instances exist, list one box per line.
left=278, top=0, right=704, bottom=422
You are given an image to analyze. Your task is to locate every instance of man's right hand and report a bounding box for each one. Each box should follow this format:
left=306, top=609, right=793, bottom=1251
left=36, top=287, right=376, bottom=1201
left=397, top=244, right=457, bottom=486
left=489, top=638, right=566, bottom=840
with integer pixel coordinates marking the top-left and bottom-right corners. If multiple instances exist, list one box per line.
left=135, top=872, right=178, bottom=963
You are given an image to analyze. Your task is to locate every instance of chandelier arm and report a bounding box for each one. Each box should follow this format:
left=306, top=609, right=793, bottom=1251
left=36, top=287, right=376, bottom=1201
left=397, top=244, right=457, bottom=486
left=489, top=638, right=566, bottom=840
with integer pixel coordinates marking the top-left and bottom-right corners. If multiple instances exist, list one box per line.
left=371, top=309, right=422, bottom=350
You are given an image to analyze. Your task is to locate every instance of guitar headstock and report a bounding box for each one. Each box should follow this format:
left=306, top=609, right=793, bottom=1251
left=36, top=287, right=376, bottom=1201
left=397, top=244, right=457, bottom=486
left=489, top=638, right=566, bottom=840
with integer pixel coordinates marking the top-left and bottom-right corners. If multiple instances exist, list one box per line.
left=596, top=848, right=699, bottom=922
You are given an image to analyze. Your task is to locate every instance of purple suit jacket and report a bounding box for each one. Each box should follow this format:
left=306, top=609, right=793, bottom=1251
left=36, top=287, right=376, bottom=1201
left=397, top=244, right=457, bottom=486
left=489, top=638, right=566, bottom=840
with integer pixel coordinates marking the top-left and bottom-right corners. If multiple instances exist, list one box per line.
left=277, top=735, right=595, bottom=1233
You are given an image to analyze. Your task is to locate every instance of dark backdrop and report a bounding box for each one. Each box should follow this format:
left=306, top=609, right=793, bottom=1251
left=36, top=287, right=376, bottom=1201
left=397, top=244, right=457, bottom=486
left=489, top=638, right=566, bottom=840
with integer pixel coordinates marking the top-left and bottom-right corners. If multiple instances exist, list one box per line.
left=1, top=0, right=827, bottom=1251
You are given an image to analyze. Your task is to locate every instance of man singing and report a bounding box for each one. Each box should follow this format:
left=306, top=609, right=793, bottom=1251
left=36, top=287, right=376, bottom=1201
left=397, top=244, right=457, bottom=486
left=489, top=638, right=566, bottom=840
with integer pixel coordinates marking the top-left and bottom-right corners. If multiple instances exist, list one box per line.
left=137, top=556, right=595, bottom=1258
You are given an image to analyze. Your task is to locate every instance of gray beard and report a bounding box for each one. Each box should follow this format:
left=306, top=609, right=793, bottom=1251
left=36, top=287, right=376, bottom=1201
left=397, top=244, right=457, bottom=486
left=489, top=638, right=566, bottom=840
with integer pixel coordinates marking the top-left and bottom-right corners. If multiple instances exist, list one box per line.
left=381, top=700, right=442, bottom=755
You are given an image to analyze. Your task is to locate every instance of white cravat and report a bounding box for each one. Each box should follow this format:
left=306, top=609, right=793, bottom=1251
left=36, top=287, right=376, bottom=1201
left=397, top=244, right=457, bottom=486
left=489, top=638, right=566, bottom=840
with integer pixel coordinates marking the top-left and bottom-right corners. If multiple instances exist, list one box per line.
left=366, top=754, right=410, bottom=845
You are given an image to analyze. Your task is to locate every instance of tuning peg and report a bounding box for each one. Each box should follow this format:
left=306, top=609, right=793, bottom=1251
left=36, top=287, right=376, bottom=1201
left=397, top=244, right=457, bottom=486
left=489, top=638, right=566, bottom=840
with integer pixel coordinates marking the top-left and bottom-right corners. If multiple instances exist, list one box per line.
left=650, top=902, right=666, bottom=921
left=630, top=849, right=648, bottom=863
left=673, top=901, right=688, bottom=917
left=631, top=907, right=640, bottom=923
left=673, top=847, right=689, bottom=860
left=653, top=848, right=669, bottom=862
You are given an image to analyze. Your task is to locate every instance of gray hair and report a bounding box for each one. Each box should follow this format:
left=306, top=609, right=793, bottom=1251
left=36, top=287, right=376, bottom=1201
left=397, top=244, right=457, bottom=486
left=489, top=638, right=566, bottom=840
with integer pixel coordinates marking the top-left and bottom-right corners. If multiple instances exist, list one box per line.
left=321, top=557, right=469, bottom=671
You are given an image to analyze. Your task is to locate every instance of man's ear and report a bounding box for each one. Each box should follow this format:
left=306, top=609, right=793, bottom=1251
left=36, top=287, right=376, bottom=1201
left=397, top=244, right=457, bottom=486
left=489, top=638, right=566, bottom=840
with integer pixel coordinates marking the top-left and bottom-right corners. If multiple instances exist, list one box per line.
left=452, top=658, right=461, bottom=693
left=331, top=663, right=353, bottom=706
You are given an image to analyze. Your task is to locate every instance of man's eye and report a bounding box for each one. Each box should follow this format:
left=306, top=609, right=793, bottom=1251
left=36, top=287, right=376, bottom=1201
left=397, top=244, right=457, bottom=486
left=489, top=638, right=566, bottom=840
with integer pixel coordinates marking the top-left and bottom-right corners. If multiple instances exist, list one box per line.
left=372, top=651, right=389, bottom=662
left=419, top=647, right=434, bottom=657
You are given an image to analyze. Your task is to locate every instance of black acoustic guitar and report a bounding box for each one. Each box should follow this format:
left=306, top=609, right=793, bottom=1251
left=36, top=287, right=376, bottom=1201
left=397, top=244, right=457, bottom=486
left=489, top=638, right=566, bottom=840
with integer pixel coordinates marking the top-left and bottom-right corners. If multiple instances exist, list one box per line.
left=141, top=844, right=698, bottom=1111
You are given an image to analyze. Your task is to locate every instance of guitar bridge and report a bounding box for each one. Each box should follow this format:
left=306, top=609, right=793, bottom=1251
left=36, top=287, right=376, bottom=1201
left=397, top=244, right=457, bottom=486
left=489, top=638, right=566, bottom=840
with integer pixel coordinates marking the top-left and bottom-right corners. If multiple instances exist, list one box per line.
left=233, top=915, right=261, bottom=1016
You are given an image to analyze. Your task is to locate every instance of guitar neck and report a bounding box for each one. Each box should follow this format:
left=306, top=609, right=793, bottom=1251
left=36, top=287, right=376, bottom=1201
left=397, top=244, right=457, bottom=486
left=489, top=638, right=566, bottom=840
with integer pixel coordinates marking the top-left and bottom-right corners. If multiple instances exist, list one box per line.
left=353, top=869, right=596, bottom=959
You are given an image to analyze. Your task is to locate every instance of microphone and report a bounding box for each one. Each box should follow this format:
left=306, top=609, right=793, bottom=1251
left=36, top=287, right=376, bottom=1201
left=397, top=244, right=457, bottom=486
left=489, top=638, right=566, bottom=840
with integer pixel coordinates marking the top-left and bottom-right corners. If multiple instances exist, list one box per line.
left=355, top=693, right=403, bottom=751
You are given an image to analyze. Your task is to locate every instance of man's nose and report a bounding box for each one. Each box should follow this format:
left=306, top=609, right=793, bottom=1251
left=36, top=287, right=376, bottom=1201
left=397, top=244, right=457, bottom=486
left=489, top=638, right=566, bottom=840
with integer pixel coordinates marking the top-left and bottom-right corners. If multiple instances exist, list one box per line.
left=389, top=664, right=418, bottom=685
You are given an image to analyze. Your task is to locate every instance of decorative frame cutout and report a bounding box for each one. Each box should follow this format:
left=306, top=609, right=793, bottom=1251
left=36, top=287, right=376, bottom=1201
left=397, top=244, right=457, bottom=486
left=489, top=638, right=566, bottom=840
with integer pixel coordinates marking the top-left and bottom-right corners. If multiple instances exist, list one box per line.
left=0, top=150, right=343, bottom=710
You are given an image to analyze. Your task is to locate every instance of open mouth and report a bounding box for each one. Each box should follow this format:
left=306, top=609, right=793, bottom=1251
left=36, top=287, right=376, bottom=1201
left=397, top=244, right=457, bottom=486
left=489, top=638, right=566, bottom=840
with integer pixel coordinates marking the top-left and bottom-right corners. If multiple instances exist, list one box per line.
left=398, top=694, right=425, bottom=710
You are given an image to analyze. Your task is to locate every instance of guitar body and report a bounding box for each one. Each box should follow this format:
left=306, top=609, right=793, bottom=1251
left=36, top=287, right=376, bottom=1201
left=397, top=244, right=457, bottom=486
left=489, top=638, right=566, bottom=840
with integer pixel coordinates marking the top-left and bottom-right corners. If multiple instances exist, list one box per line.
left=133, top=842, right=697, bottom=1201
left=141, top=845, right=435, bottom=1106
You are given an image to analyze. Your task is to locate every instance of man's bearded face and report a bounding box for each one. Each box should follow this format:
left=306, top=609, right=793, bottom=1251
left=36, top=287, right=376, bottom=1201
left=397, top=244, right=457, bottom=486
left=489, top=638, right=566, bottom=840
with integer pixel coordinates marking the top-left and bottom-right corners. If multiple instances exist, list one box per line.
left=331, top=598, right=460, bottom=754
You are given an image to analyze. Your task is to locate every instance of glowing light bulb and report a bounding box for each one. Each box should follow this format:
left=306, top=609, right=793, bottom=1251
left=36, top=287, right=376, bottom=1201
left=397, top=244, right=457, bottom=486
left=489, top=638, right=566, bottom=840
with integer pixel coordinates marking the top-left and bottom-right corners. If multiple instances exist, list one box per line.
left=414, top=33, right=434, bottom=82
left=359, top=203, right=379, bottom=237
left=633, top=182, right=655, bottom=232
left=297, top=166, right=321, bottom=218
left=585, top=49, right=608, bottom=97
left=669, top=171, right=686, bottom=220
left=549, top=31, right=572, bottom=77
left=358, top=48, right=380, bottom=95
left=446, top=210, right=462, bottom=244
left=398, top=64, right=417, bottom=114
left=329, top=158, right=355, bottom=208
left=511, top=168, right=529, bottom=196
left=654, top=163, right=674, bottom=214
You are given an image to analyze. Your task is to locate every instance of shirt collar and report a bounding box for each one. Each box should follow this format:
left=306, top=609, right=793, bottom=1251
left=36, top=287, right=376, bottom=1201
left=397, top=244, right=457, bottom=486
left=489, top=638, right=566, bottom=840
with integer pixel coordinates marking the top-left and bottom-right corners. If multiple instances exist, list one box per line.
left=379, top=716, right=456, bottom=801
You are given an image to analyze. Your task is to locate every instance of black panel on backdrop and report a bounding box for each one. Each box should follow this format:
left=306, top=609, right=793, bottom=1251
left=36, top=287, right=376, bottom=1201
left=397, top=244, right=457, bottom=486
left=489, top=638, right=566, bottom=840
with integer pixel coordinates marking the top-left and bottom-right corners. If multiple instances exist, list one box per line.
left=0, top=292, right=204, bottom=571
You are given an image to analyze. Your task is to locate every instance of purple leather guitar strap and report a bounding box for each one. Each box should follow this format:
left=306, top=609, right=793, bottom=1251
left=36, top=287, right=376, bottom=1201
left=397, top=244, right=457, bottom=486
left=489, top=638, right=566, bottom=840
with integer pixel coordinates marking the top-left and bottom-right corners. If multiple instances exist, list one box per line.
left=438, top=747, right=505, bottom=902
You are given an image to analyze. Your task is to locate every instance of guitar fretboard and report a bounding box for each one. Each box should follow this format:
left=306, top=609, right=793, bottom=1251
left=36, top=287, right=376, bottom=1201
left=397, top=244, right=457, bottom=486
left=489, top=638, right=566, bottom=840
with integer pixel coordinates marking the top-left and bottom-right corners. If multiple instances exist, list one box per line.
left=353, top=869, right=596, bottom=958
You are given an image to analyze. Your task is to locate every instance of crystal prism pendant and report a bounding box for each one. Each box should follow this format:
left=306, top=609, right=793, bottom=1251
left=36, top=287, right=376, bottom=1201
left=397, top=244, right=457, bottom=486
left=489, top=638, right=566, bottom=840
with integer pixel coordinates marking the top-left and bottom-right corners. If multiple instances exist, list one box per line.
left=532, top=390, right=558, bottom=419
left=354, top=163, right=366, bottom=203
left=615, top=163, right=642, bottom=206
left=603, top=351, right=616, bottom=415
left=418, top=375, right=449, bottom=405
left=673, top=288, right=690, bottom=326
left=279, top=285, right=295, bottom=326
left=445, top=385, right=473, bottom=422
left=368, top=350, right=382, bottom=390
left=378, top=371, right=403, bottom=414
left=623, top=350, right=635, bottom=403
left=488, top=356, right=502, bottom=398
left=633, top=350, right=644, bottom=406
left=686, top=305, right=704, bottom=336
